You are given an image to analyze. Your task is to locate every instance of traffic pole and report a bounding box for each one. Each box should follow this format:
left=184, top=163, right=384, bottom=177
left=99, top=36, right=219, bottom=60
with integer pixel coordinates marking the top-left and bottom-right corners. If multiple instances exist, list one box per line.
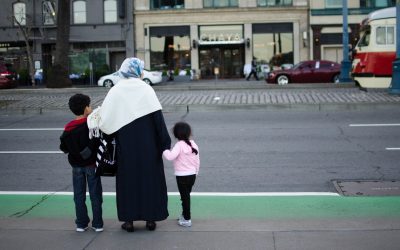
left=389, top=1, right=400, bottom=94
left=339, top=0, right=352, bottom=83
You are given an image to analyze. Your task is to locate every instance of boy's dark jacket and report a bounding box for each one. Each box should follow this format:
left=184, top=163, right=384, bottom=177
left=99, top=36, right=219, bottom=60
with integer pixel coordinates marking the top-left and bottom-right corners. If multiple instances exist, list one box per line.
left=60, top=117, right=99, bottom=167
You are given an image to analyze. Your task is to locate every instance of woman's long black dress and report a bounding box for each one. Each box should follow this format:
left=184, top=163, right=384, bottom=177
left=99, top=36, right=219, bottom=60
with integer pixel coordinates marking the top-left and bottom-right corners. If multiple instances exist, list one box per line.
left=115, top=110, right=171, bottom=222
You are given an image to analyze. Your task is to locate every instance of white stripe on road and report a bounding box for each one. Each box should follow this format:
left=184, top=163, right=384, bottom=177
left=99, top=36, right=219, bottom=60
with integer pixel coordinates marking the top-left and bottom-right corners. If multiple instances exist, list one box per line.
left=0, top=128, right=63, bottom=131
left=349, top=124, right=400, bottom=127
left=0, top=191, right=340, bottom=196
left=386, top=148, right=400, bottom=150
left=0, top=151, right=63, bottom=154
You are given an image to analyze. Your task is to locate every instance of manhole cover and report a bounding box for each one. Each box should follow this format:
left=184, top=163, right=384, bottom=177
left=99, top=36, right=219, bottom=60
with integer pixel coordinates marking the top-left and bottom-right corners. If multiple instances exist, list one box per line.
left=333, top=180, right=400, bottom=196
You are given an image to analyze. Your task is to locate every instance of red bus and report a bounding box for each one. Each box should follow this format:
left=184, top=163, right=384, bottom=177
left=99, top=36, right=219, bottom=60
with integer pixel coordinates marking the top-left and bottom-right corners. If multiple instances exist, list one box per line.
left=352, top=7, right=396, bottom=88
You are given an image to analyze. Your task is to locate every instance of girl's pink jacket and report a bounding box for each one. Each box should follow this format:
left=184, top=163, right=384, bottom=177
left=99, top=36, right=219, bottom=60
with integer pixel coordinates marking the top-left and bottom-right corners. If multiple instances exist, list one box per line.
left=162, top=140, right=200, bottom=176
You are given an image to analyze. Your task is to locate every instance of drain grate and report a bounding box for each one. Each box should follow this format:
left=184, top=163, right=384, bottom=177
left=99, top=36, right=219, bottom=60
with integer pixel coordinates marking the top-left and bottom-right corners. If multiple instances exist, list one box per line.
left=333, top=180, right=400, bottom=196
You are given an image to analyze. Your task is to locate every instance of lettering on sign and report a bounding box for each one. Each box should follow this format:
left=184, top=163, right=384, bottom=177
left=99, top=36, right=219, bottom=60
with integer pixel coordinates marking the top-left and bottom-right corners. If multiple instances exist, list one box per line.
left=200, top=33, right=242, bottom=42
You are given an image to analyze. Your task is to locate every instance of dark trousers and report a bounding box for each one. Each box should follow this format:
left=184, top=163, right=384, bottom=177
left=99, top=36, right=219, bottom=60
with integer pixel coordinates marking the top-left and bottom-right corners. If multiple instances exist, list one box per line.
left=176, top=175, right=196, bottom=220
left=72, top=166, right=103, bottom=228
left=246, top=70, right=259, bottom=80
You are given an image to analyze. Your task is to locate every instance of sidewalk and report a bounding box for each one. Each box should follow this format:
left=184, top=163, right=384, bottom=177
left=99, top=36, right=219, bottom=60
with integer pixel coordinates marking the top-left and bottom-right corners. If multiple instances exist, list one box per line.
left=1, top=193, right=400, bottom=250
left=1, top=79, right=400, bottom=114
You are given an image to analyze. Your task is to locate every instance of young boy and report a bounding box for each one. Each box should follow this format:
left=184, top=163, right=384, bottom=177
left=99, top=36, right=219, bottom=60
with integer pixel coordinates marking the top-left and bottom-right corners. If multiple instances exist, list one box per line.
left=60, top=93, right=103, bottom=232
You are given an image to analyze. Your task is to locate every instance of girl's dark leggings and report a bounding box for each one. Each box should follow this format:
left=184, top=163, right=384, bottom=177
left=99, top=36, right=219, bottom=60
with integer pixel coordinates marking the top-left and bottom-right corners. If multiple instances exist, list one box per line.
left=176, top=174, right=196, bottom=220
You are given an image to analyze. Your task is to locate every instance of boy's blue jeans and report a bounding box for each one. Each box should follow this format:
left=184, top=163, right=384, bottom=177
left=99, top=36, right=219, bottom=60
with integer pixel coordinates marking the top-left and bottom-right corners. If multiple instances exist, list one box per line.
left=72, top=166, right=103, bottom=228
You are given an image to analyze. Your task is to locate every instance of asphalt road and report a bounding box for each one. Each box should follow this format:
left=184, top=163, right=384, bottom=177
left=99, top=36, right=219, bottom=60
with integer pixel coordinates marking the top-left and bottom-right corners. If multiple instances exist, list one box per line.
left=1, top=107, right=400, bottom=194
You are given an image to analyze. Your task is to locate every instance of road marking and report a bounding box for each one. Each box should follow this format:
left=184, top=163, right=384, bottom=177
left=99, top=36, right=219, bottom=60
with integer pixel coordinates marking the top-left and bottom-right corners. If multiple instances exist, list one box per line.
left=0, top=128, right=63, bottom=131
left=349, top=123, right=400, bottom=127
left=0, top=191, right=339, bottom=196
left=386, top=148, right=400, bottom=151
left=0, top=151, right=63, bottom=154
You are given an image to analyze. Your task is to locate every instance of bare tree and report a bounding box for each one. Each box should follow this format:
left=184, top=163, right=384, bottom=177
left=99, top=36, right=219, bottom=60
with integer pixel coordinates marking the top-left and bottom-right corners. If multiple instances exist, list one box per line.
left=47, top=0, right=71, bottom=88
left=11, top=13, right=35, bottom=86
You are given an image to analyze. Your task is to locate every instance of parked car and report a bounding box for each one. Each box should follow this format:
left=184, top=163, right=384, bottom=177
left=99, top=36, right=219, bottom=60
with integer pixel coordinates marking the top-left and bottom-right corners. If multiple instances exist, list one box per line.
left=266, top=60, right=341, bottom=85
left=0, top=63, right=18, bottom=89
left=97, top=70, right=162, bottom=87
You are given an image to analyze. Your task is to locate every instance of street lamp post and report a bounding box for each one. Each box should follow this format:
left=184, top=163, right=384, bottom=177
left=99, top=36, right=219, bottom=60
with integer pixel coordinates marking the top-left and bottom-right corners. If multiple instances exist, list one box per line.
left=389, top=1, right=400, bottom=94
left=339, top=0, right=352, bottom=83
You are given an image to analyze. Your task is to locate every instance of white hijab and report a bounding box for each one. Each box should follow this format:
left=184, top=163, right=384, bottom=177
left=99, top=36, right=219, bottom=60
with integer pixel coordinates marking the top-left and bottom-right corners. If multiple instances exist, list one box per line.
left=88, top=77, right=162, bottom=137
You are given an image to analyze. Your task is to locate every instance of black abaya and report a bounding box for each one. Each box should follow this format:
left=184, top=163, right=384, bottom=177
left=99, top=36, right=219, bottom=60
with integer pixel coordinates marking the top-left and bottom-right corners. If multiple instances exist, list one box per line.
left=115, top=110, right=171, bottom=222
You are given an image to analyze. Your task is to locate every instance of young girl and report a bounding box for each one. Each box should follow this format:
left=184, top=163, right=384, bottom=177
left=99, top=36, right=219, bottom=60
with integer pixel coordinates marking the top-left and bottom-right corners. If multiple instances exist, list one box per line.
left=163, top=122, right=200, bottom=227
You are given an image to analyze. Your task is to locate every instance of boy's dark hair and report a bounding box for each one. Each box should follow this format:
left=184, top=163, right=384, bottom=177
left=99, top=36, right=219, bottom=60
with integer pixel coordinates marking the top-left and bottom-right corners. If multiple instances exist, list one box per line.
left=173, top=122, right=198, bottom=155
left=68, top=93, right=90, bottom=116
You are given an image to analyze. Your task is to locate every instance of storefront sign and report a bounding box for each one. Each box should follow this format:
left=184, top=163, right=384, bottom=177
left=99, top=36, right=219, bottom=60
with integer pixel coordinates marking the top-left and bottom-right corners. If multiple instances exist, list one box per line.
left=199, top=25, right=244, bottom=45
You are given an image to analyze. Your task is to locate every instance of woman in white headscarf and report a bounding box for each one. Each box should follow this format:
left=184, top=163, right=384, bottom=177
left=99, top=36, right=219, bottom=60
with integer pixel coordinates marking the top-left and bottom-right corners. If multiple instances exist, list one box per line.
left=88, top=57, right=171, bottom=232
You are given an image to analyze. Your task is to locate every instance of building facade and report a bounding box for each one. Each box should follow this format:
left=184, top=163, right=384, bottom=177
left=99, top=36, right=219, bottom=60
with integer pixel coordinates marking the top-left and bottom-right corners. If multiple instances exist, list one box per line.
left=310, top=0, right=396, bottom=63
left=1, top=0, right=395, bottom=83
left=0, top=0, right=133, bottom=84
left=134, top=0, right=309, bottom=79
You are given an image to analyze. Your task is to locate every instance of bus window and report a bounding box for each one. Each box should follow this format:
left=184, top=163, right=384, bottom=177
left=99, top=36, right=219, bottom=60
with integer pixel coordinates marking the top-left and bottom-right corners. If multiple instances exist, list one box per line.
left=358, top=30, right=370, bottom=47
left=376, top=26, right=395, bottom=45
left=387, top=26, right=395, bottom=44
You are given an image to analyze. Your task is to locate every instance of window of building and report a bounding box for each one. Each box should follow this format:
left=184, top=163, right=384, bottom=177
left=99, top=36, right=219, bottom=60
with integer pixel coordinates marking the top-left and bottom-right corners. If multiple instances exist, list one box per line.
left=252, top=23, right=293, bottom=68
left=360, top=0, right=396, bottom=8
left=376, top=26, right=395, bottom=45
left=43, top=1, right=56, bottom=25
left=203, top=0, right=238, bottom=8
left=151, top=0, right=184, bottom=9
left=13, top=2, right=26, bottom=26
left=325, top=0, right=342, bottom=8
left=258, top=0, right=292, bottom=7
left=73, top=0, right=87, bottom=24
left=104, top=0, right=117, bottom=23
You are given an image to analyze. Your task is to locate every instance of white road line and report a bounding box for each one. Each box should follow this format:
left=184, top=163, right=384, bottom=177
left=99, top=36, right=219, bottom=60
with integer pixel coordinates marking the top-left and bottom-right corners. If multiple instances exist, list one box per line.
left=0, top=151, right=63, bottom=154
left=349, top=124, right=400, bottom=127
left=386, top=148, right=400, bottom=150
left=0, top=128, right=63, bottom=131
left=0, top=191, right=340, bottom=196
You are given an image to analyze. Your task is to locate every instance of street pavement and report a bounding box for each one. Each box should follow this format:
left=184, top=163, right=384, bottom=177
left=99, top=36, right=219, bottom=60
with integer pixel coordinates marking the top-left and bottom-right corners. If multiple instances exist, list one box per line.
left=1, top=79, right=400, bottom=250
left=1, top=79, right=400, bottom=114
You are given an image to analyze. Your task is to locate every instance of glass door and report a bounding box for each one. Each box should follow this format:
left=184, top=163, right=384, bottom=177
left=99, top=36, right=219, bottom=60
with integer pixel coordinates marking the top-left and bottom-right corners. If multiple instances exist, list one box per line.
left=199, top=46, right=244, bottom=78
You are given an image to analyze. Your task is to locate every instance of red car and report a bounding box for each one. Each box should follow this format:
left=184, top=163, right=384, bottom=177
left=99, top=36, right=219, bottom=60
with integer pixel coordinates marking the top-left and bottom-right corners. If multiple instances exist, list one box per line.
left=266, top=60, right=341, bottom=85
left=0, top=63, right=18, bottom=89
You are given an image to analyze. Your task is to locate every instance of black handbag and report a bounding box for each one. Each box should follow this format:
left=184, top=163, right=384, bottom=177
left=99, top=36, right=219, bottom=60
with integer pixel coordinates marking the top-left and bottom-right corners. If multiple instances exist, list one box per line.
left=95, top=134, right=117, bottom=177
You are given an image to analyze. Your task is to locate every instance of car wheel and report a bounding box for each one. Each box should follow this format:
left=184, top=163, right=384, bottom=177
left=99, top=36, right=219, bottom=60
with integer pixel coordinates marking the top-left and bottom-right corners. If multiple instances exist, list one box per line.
left=333, top=74, right=340, bottom=83
left=277, top=75, right=289, bottom=85
left=104, top=79, right=113, bottom=88
left=143, top=78, right=153, bottom=85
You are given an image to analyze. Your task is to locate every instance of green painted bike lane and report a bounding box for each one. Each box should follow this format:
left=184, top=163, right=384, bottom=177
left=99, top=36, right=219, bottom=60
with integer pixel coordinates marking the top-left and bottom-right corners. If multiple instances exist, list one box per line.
left=1, top=194, right=400, bottom=220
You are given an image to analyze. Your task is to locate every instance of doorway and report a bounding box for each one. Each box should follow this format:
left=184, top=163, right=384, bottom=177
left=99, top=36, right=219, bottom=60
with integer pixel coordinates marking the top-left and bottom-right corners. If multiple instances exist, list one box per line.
left=199, top=45, right=244, bottom=79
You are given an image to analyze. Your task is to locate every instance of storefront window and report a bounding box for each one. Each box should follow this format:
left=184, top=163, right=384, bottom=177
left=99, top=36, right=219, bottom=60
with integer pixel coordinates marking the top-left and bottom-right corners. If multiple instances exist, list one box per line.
left=104, top=0, right=117, bottom=23
left=258, top=0, right=292, bottom=6
left=150, top=35, right=191, bottom=73
left=151, top=0, right=184, bottom=9
left=73, top=0, right=87, bottom=24
left=69, top=49, right=108, bottom=81
left=13, top=2, right=26, bottom=26
left=203, top=0, right=238, bottom=8
left=42, top=1, right=56, bottom=25
left=253, top=23, right=293, bottom=69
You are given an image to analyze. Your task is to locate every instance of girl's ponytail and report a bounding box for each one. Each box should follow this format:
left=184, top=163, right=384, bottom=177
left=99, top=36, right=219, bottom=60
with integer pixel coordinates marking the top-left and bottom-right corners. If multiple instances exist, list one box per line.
left=184, top=139, right=198, bottom=155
